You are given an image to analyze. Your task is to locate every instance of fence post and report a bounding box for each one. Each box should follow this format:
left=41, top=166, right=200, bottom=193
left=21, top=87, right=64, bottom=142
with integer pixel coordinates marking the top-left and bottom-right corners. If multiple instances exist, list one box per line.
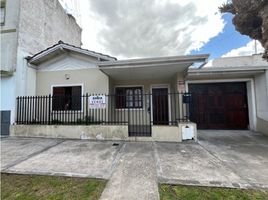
left=48, top=94, right=51, bottom=125
left=16, top=97, right=19, bottom=124
left=86, top=93, right=88, bottom=125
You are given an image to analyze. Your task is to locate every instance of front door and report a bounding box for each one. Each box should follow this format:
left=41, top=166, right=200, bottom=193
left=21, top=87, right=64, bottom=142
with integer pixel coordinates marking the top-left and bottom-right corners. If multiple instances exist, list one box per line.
left=152, top=88, right=169, bottom=125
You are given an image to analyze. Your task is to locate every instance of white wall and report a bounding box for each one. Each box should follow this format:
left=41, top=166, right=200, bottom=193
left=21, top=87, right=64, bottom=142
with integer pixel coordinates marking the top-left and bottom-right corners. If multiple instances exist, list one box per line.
left=26, top=67, right=37, bottom=96
left=212, top=54, right=268, bottom=68
left=0, top=76, right=16, bottom=123
left=1, top=32, right=18, bottom=72
left=246, top=81, right=256, bottom=130
left=0, top=0, right=20, bottom=72
left=37, top=53, right=97, bottom=72
left=15, top=48, right=30, bottom=97
left=255, top=71, right=268, bottom=121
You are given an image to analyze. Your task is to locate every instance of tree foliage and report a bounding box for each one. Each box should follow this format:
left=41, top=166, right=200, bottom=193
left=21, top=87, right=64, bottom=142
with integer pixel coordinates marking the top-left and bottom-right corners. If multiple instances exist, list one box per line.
left=220, top=0, right=268, bottom=60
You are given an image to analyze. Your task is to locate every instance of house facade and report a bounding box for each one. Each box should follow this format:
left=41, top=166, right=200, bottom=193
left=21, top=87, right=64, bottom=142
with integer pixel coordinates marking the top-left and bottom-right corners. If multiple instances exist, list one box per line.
left=10, top=41, right=268, bottom=141
left=0, top=0, right=81, bottom=135
left=187, top=55, right=268, bottom=136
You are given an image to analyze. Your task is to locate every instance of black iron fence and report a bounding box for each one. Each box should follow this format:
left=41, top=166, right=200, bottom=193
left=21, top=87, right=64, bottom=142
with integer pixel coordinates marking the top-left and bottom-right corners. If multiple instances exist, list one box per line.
left=16, top=92, right=191, bottom=126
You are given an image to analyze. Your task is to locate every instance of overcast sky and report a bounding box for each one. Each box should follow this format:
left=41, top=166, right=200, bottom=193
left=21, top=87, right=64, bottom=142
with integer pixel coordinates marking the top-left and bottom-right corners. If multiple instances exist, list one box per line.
left=78, top=0, right=264, bottom=60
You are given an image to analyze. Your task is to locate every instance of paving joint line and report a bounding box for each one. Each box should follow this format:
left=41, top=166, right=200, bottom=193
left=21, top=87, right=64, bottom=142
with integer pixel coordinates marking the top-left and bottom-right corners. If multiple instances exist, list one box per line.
left=107, top=142, right=126, bottom=179
left=1, top=140, right=65, bottom=172
left=197, top=141, right=253, bottom=188
left=152, top=142, right=163, bottom=178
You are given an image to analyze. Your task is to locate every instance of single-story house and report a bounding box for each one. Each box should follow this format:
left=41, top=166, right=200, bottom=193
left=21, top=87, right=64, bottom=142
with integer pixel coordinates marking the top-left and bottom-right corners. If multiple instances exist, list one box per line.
left=11, top=41, right=268, bottom=141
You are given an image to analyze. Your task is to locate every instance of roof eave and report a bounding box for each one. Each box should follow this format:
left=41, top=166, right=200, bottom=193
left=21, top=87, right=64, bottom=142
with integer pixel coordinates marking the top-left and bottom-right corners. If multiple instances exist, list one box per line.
left=98, top=54, right=209, bottom=67
left=28, top=43, right=116, bottom=65
left=187, top=69, right=266, bottom=78
left=188, top=65, right=268, bottom=73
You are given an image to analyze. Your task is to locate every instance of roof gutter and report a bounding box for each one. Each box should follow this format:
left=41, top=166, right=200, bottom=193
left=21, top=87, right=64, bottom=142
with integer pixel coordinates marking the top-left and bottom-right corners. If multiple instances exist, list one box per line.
left=98, top=54, right=209, bottom=67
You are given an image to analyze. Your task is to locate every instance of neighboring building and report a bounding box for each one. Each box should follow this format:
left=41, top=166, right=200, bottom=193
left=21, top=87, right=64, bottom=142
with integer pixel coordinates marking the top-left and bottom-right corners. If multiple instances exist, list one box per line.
left=0, top=0, right=81, bottom=135
left=10, top=41, right=268, bottom=141
left=58, top=0, right=81, bottom=26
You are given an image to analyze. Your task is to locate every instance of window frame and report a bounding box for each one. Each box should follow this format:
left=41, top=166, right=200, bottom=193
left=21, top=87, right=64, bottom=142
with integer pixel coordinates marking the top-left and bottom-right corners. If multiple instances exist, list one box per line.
left=0, top=0, right=6, bottom=26
left=115, top=86, right=144, bottom=110
left=51, top=84, right=83, bottom=112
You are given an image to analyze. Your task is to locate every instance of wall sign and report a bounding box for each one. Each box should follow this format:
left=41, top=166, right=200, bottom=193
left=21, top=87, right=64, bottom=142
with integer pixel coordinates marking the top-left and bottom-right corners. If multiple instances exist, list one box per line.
left=89, top=95, right=106, bottom=109
left=178, top=81, right=185, bottom=92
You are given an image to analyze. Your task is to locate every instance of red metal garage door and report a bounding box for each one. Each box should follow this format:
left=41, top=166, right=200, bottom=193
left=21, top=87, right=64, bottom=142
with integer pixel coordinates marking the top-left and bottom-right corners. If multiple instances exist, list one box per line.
left=189, top=82, right=249, bottom=129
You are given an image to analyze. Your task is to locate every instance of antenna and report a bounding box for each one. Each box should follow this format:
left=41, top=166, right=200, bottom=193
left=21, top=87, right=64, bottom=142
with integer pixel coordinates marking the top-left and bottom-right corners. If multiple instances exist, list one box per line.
left=254, top=40, right=257, bottom=54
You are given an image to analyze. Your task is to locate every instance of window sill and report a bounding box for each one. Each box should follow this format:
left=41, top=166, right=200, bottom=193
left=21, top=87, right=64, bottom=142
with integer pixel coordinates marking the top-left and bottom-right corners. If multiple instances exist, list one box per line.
left=51, top=111, right=84, bottom=113
left=115, top=108, right=144, bottom=111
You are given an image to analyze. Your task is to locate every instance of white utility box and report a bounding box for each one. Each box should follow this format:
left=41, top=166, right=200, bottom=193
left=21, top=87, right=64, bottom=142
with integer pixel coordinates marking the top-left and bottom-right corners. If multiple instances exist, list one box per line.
left=182, top=124, right=195, bottom=140
left=179, top=122, right=197, bottom=141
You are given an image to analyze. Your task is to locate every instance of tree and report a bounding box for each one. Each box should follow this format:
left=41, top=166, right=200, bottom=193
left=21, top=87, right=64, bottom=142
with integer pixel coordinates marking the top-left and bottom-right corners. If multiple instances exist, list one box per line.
left=220, top=0, right=268, bottom=60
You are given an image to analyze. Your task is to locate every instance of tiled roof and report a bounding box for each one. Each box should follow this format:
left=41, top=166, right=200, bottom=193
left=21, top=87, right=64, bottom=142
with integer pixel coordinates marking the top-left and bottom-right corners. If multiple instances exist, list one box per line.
left=27, top=40, right=117, bottom=61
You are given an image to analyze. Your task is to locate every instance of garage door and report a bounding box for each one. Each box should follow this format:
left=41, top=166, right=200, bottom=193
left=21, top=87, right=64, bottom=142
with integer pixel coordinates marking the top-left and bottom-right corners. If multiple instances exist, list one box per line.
left=189, top=82, right=249, bottom=129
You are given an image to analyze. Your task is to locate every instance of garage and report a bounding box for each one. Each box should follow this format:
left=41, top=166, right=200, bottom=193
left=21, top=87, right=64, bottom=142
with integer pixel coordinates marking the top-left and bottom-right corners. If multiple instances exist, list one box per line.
left=189, top=82, right=249, bottom=130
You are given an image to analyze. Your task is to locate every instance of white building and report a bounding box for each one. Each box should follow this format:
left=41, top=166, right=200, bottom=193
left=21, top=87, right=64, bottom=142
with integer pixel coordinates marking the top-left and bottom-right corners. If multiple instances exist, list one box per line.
left=0, top=0, right=82, bottom=135
left=58, top=0, right=81, bottom=26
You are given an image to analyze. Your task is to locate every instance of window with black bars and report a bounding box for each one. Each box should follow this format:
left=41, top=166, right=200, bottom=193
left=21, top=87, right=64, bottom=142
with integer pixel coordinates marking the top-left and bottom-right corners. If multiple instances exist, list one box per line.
left=115, top=87, right=143, bottom=109
left=52, top=86, right=82, bottom=111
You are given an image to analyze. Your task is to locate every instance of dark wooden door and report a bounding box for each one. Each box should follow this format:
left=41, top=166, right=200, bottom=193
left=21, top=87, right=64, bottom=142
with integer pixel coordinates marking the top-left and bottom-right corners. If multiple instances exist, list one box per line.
left=152, top=88, right=169, bottom=125
left=189, top=82, right=249, bottom=129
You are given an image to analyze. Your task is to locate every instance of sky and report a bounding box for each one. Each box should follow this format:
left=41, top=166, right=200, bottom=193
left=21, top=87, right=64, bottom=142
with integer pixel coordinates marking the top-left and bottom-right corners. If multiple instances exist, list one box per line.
left=74, top=0, right=265, bottom=62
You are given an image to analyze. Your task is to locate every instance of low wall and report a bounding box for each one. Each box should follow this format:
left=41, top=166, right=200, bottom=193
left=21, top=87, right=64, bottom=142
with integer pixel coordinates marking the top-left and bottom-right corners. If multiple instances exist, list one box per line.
left=10, top=125, right=128, bottom=141
left=10, top=123, right=197, bottom=142
left=257, top=117, right=268, bottom=136
left=152, top=126, right=182, bottom=142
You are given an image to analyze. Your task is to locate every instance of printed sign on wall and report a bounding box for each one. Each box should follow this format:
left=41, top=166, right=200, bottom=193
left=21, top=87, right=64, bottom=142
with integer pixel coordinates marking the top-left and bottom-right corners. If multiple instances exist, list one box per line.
left=178, top=80, right=185, bottom=92
left=89, top=95, right=106, bottom=109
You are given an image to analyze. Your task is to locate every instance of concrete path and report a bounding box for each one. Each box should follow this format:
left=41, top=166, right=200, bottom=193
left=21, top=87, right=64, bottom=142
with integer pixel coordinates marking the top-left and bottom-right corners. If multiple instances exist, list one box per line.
left=100, top=142, right=159, bottom=200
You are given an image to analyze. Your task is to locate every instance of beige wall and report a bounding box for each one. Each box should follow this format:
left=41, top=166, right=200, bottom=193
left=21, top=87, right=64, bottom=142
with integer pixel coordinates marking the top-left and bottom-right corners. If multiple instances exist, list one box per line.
left=36, top=68, right=109, bottom=95
left=113, top=78, right=176, bottom=93
left=108, top=76, right=187, bottom=124
left=34, top=55, right=188, bottom=125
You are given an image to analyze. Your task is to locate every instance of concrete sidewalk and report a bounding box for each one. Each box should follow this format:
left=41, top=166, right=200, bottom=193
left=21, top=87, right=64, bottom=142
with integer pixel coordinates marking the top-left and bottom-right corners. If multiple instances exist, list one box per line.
left=1, top=130, right=268, bottom=199
left=2, top=138, right=124, bottom=179
left=1, top=137, right=63, bottom=171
